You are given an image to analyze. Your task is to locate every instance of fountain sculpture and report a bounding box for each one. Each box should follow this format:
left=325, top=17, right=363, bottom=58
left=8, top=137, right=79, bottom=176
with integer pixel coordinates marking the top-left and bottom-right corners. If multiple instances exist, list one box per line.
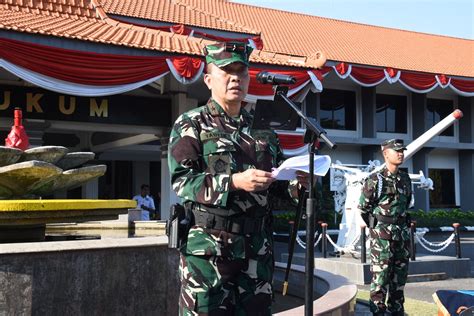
left=0, top=109, right=135, bottom=242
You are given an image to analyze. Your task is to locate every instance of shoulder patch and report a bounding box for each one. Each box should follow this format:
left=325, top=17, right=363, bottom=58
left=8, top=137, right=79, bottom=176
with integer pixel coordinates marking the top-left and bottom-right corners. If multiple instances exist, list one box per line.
left=208, top=102, right=220, bottom=116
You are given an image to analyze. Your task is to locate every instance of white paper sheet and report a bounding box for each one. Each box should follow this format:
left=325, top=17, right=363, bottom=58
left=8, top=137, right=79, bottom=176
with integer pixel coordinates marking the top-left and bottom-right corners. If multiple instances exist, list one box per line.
left=272, top=154, right=332, bottom=180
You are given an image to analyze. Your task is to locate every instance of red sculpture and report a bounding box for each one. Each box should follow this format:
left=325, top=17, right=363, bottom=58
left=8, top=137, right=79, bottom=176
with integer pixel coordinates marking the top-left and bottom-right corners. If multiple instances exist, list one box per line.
left=5, top=108, right=29, bottom=150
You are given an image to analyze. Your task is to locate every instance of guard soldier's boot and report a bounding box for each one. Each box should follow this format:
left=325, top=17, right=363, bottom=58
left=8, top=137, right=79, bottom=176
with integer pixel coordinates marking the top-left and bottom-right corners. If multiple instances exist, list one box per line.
left=391, top=311, right=404, bottom=316
left=372, top=312, right=385, bottom=316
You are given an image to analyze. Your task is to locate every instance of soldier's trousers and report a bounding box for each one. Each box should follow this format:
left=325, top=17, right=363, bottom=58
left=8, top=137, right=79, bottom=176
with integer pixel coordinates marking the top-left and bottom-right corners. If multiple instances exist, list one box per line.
left=369, top=237, right=410, bottom=314
left=178, top=227, right=274, bottom=316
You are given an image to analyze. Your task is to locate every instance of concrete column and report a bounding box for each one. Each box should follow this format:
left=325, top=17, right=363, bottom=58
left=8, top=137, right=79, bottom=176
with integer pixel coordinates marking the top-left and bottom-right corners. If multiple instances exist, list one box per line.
left=458, top=96, right=474, bottom=210
left=305, top=91, right=318, bottom=119
left=76, top=131, right=92, bottom=151
left=160, top=87, right=197, bottom=220
left=132, top=161, right=150, bottom=195
left=23, top=119, right=49, bottom=147
left=458, top=96, right=473, bottom=143
left=361, top=145, right=380, bottom=164
left=411, top=93, right=428, bottom=137
left=412, top=148, right=431, bottom=211
left=82, top=178, right=99, bottom=199
left=411, top=93, right=430, bottom=210
left=361, top=87, right=376, bottom=138
left=160, top=139, right=179, bottom=220
left=168, top=74, right=197, bottom=122
left=459, top=150, right=474, bottom=210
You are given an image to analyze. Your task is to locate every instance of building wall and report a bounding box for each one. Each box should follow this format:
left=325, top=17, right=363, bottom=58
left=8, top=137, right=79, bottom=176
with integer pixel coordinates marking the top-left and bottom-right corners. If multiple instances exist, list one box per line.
left=317, top=77, right=474, bottom=210
left=428, top=150, right=461, bottom=206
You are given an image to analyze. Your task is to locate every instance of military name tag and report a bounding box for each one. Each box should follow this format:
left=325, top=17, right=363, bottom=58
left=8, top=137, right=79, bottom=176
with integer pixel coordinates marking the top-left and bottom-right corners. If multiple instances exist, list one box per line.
left=208, top=154, right=231, bottom=175
left=200, top=131, right=231, bottom=141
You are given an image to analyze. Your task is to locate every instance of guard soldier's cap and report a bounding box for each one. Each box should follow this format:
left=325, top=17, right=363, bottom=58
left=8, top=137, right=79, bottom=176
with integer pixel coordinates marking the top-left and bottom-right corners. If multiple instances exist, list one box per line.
left=204, top=42, right=253, bottom=68
left=381, top=139, right=407, bottom=151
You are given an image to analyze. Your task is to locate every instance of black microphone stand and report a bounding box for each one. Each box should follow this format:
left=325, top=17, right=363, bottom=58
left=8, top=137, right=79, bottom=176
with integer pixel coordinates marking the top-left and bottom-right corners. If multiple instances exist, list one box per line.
left=273, top=85, right=336, bottom=316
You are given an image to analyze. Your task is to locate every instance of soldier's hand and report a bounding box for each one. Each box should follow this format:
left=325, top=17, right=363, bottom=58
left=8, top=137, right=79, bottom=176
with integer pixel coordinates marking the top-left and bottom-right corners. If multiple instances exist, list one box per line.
left=231, top=169, right=275, bottom=192
left=295, top=170, right=316, bottom=189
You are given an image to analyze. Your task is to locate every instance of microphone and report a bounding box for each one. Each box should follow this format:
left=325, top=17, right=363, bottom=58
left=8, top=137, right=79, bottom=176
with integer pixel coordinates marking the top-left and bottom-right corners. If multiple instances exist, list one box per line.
left=256, top=71, right=297, bottom=85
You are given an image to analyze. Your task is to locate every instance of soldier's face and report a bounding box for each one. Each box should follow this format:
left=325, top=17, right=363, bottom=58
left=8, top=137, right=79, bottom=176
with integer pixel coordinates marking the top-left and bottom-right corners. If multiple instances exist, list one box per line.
left=204, top=62, right=250, bottom=107
left=383, top=148, right=405, bottom=166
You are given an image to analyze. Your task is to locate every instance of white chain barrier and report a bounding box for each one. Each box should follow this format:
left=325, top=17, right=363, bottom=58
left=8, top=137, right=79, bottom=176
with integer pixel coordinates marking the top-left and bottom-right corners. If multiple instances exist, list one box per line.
left=294, top=230, right=457, bottom=255
left=325, top=233, right=361, bottom=254
left=415, top=232, right=455, bottom=253
left=295, top=232, right=322, bottom=250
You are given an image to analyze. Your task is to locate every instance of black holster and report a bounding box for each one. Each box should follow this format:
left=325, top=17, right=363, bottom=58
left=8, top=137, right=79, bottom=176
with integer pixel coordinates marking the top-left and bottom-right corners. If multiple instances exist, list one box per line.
left=368, top=213, right=377, bottom=229
left=406, top=213, right=412, bottom=226
left=166, top=203, right=193, bottom=249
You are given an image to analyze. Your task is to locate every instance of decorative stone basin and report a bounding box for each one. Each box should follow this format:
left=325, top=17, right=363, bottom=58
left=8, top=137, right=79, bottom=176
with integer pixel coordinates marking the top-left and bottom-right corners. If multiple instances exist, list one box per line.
left=56, top=152, right=95, bottom=170
left=0, top=161, right=62, bottom=198
left=0, top=199, right=136, bottom=242
left=20, top=146, right=69, bottom=164
left=0, top=146, right=22, bottom=167
left=0, top=146, right=106, bottom=198
left=31, top=165, right=107, bottom=196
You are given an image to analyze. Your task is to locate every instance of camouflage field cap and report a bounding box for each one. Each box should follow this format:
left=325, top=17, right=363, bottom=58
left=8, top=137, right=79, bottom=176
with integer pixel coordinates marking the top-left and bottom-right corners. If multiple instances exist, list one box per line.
left=204, top=42, right=253, bottom=67
left=381, top=139, right=407, bottom=151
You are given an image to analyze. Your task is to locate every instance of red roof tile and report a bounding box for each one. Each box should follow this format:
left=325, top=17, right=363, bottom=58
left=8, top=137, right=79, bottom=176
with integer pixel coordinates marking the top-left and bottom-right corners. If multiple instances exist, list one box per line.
left=0, top=0, right=206, bottom=54
left=0, top=0, right=326, bottom=69
left=101, top=0, right=259, bottom=35
left=101, top=0, right=473, bottom=77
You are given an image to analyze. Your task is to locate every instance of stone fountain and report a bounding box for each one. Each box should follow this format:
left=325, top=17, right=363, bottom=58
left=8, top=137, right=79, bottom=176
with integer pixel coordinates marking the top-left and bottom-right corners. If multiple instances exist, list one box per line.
left=0, top=145, right=135, bottom=242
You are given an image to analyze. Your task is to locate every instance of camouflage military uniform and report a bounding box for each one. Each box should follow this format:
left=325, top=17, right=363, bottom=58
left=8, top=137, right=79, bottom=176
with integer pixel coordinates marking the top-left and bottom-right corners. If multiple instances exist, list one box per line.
left=359, top=167, right=412, bottom=315
left=168, top=98, right=288, bottom=315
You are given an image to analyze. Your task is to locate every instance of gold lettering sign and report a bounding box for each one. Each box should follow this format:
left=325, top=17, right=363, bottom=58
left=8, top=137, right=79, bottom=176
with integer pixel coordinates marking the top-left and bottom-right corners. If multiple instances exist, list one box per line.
left=59, top=96, right=76, bottom=115
left=90, top=99, right=108, bottom=117
left=0, top=91, right=10, bottom=110
left=26, top=93, right=44, bottom=113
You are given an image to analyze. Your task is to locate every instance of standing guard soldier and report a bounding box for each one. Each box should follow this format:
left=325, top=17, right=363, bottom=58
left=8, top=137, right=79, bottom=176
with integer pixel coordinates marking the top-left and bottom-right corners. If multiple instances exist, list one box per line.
left=168, top=42, right=310, bottom=315
left=359, top=139, right=413, bottom=316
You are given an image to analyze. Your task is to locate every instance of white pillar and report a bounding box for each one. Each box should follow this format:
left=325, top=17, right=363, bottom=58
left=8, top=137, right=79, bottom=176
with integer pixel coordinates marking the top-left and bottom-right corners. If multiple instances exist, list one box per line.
left=160, top=93, right=198, bottom=220
left=132, top=161, right=150, bottom=195
left=82, top=178, right=99, bottom=199
left=161, top=145, right=180, bottom=221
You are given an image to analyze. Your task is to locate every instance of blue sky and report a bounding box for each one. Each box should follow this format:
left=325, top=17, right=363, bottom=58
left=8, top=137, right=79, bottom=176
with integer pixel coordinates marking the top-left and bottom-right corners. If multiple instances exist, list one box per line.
left=232, top=0, right=473, bottom=40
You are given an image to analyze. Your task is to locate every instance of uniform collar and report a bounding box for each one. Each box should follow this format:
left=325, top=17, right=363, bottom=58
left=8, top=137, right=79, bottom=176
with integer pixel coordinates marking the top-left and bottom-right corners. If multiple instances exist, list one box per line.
left=206, top=98, right=252, bottom=127
left=382, top=166, right=399, bottom=178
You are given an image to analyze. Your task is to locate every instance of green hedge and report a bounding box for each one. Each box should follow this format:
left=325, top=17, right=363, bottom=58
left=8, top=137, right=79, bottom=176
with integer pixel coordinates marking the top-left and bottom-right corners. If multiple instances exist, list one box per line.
left=273, top=210, right=342, bottom=232
left=272, top=209, right=474, bottom=233
left=410, top=209, right=474, bottom=228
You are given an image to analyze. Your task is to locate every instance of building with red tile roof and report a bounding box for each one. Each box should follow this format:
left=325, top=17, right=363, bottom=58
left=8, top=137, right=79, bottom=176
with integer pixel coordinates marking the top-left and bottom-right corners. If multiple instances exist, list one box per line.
left=0, top=0, right=473, bottom=213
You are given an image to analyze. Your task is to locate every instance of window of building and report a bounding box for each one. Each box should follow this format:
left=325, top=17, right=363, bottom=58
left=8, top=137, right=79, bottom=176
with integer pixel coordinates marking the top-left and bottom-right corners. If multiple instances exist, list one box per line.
left=429, top=169, right=456, bottom=208
left=319, top=89, right=356, bottom=130
left=427, top=98, right=454, bottom=136
left=376, top=94, right=407, bottom=133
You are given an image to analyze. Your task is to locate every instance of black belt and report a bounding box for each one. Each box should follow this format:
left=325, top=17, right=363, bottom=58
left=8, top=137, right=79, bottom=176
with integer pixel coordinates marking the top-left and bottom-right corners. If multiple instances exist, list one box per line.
left=192, top=208, right=267, bottom=235
left=375, top=214, right=406, bottom=225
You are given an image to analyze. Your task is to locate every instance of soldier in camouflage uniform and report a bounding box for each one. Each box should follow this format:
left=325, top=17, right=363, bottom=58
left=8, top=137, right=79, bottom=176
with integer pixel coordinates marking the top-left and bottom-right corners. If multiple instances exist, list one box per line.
left=168, top=42, right=309, bottom=315
left=359, top=139, right=413, bottom=316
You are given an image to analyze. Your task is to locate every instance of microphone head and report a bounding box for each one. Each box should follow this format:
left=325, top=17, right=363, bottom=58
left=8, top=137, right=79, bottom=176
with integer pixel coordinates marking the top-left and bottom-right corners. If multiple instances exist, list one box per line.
left=256, top=71, right=269, bottom=84
left=256, top=71, right=296, bottom=85
left=287, top=76, right=297, bottom=84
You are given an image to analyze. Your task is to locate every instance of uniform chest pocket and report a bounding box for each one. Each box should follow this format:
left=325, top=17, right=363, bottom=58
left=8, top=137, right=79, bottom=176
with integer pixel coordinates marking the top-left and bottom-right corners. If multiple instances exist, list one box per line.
left=203, top=142, right=236, bottom=175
